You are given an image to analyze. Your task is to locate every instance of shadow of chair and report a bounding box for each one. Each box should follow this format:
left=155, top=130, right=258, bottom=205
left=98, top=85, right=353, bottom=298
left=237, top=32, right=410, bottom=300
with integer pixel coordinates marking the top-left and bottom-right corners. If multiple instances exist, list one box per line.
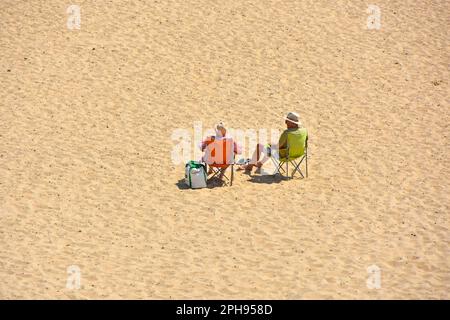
left=246, top=173, right=286, bottom=184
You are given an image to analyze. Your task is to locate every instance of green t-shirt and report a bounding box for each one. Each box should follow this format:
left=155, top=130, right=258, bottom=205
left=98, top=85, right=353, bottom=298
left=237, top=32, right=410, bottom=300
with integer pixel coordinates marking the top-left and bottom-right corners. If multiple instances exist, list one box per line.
left=278, top=127, right=308, bottom=159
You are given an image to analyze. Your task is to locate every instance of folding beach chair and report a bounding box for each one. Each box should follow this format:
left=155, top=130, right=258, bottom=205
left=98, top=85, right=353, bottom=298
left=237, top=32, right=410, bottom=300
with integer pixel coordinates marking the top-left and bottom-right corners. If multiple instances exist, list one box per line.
left=203, top=137, right=236, bottom=186
left=272, top=130, right=308, bottom=179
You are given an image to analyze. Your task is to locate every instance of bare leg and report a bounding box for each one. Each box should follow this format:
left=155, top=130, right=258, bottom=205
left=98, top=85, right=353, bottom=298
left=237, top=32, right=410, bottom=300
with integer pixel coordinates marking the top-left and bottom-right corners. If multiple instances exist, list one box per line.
left=243, top=144, right=269, bottom=172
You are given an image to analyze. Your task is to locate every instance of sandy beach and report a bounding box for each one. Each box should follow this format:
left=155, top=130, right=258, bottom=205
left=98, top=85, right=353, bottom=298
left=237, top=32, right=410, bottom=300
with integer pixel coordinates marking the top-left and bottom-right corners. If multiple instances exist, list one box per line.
left=0, top=0, right=449, bottom=299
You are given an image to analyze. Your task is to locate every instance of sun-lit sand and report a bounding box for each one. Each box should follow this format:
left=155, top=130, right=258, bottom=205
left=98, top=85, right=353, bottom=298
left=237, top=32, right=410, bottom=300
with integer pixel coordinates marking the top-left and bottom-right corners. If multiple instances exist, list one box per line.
left=0, top=0, right=449, bottom=299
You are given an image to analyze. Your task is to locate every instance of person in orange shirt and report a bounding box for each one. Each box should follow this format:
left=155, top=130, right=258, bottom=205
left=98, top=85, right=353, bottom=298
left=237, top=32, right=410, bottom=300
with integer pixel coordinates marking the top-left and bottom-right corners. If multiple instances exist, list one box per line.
left=200, top=122, right=241, bottom=179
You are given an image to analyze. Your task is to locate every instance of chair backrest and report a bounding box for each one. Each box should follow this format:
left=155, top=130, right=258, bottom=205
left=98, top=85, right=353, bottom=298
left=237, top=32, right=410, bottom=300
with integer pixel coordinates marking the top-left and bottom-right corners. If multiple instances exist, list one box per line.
left=203, top=137, right=235, bottom=166
left=287, top=128, right=308, bottom=159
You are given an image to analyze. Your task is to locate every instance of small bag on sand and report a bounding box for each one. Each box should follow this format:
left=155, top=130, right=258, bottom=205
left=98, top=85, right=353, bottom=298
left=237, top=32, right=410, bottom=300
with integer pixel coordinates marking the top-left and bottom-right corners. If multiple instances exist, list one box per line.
left=185, top=161, right=207, bottom=189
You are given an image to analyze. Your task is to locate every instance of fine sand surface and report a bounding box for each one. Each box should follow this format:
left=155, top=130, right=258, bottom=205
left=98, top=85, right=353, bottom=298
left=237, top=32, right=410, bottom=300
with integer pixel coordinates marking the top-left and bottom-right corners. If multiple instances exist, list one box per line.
left=1, top=0, right=449, bottom=299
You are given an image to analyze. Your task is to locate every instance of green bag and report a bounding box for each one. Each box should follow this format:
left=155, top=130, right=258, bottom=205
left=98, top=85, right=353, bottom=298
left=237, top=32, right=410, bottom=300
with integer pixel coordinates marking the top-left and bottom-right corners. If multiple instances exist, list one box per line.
left=185, top=161, right=207, bottom=189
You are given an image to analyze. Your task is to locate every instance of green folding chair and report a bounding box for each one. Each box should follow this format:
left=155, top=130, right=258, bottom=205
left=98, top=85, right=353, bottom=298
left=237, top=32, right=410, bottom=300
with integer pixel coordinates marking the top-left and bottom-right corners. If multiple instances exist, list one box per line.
left=273, top=130, right=308, bottom=179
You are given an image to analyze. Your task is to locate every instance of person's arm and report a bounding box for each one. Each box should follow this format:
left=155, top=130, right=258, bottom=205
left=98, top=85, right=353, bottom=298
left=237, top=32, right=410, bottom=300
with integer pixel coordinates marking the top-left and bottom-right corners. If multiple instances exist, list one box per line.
left=278, top=130, right=288, bottom=151
left=200, top=139, right=207, bottom=151
left=233, top=141, right=242, bottom=155
left=200, top=136, right=215, bottom=151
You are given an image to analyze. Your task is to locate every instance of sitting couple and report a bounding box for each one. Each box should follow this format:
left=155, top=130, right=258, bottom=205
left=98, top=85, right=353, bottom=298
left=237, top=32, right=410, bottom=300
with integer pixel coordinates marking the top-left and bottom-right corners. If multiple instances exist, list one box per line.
left=200, top=112, right=307, bottom=178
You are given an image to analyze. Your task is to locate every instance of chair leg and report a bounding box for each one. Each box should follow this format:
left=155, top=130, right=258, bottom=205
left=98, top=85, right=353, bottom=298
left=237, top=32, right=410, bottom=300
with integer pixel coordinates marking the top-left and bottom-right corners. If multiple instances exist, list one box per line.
left=275, top=160, right=285, bottom=175
left=297, top=163, right=305, bottom=179
left=291, top=157, right=305, bottom=179
left=230, top=165, right=234, bottom=186
left=209, top=166, right=234, bottom=186
left=221, top=168, right=229, bottom=186
left=286, top=161, right=289, bottom=179
left=291, top=161, right=303, bottom=179
left=306, top=152, right=308, bottom=178
left=291, top=161, right=295, bottom=179
left=208, top=167, right=220, bottom=180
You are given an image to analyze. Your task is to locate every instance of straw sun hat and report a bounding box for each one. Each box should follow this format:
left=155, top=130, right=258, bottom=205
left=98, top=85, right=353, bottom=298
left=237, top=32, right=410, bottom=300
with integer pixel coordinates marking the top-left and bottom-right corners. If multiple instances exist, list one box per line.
left=285, top=112, right=301, bottom=125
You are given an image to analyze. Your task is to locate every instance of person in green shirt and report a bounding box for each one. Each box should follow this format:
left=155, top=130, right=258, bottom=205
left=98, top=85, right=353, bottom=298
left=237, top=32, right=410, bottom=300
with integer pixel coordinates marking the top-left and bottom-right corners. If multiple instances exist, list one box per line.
left=241, top=112, right=307, bottom=174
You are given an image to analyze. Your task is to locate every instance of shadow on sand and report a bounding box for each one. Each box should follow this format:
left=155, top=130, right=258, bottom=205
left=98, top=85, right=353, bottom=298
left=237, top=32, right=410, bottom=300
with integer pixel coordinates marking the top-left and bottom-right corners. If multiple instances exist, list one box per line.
left=175, top=177, right=227, bottom=190
left=246, top=173, right=287, bottom=184
left=175, top=179, right=191, bottom=190
left=176, top=174, right=293, bottom=189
